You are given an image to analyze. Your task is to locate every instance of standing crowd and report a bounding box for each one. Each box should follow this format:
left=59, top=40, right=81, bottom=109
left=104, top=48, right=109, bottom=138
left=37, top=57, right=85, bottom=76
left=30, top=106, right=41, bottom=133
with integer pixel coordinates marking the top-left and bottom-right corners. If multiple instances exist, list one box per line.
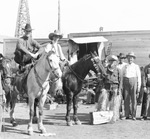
left=96, top=51, right=150, bottom=122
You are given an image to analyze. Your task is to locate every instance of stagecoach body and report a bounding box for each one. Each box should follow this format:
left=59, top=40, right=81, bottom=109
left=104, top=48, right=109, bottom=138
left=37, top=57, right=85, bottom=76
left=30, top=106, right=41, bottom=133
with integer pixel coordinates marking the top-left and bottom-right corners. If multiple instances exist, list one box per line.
left=67, top=36, right=108, bottom=101
left=68, top=36, right=108, bottom=64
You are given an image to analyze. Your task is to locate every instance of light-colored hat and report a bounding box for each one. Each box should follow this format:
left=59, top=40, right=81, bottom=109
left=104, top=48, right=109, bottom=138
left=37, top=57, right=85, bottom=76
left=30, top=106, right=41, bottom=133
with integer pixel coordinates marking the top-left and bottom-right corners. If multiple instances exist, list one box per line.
left=126, top=52, right=136, bottom=58
left=107, top=55, right=118, bottom=61
left=48, top=30, right=63, bottom=40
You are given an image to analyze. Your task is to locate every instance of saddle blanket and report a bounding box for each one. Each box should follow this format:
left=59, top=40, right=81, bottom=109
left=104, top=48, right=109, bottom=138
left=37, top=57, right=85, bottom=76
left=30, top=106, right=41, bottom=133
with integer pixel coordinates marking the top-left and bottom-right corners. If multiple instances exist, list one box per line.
left=89, top=111, right=113, bottom=125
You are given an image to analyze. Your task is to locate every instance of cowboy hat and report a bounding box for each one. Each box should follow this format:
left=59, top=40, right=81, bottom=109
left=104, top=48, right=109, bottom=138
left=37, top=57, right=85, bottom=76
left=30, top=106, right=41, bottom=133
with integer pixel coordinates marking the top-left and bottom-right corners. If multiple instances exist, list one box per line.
left=22, top=23, right=33, bottom=32
left=117, top=53, right=126, bottom=59
left=48, top=30, right=63, bottom=40
left=126, top=52, right=136, bottom=58
left=107, top=55, right=118, bottom=61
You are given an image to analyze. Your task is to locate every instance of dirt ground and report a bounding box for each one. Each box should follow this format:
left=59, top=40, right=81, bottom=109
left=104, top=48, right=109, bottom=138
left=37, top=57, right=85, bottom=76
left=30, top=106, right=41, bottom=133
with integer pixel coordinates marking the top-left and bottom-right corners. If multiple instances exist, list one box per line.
left=1, top=103, right=150, bottom=139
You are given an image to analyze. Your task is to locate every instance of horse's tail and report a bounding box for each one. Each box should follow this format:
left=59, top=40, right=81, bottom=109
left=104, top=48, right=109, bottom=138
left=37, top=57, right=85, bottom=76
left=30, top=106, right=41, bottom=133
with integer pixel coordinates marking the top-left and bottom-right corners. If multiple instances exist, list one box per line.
left=97, top=89, right=109, bottom=111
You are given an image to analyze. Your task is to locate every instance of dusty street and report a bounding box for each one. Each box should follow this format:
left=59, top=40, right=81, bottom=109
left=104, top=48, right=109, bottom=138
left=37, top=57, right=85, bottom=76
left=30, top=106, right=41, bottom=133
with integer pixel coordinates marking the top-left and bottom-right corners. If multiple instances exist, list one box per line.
left=0, top=103, right=150, bottom=139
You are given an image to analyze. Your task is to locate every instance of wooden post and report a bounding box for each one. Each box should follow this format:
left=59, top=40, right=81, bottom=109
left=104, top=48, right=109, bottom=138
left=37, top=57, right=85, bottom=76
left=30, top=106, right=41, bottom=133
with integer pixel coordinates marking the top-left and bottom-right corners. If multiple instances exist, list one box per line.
left=58, top=0, right=61, bottom=32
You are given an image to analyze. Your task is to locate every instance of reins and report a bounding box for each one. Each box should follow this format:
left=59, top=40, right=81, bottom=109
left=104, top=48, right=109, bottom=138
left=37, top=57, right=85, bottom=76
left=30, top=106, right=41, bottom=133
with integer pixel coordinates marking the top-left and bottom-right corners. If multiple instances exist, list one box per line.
left=33, top=53, right=60, bottom=90
left=68, top=65, right=86, bottom=83
left=67, top=54, right=101, bottom=83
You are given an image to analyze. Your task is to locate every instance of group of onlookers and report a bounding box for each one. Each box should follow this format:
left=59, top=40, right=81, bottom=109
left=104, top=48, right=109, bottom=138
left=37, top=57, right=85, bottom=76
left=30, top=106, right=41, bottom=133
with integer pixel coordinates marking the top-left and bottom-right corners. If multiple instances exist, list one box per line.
left=95, top=51, right=150, bottom=122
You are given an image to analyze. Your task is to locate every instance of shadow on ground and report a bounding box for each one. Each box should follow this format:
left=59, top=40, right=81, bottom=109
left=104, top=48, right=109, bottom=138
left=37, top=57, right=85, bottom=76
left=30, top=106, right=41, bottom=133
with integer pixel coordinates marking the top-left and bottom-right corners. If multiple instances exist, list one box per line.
left=44, top=112, right=91, bottom=125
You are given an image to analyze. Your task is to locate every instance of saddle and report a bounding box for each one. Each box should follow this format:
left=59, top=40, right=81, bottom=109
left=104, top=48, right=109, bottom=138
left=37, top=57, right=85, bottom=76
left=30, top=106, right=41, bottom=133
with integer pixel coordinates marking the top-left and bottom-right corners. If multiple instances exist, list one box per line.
left=14, top=64, right=33, bottom=95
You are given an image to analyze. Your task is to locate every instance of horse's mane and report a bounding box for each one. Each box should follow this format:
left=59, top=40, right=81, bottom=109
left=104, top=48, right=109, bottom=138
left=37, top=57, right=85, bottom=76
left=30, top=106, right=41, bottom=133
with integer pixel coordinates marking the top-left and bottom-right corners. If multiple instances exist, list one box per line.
left=70, top=54, right=92, bottom=73
left=2, top=57, right=12, bottom=62
left=1, top=57, right=12, bottom=69
left=79, top=54, right=91, bottom=62
left=0, top=57, right=19, bottom=74
left=72, top=54, right=91, bottom=66
left=35, top=50, right=56, bottom=66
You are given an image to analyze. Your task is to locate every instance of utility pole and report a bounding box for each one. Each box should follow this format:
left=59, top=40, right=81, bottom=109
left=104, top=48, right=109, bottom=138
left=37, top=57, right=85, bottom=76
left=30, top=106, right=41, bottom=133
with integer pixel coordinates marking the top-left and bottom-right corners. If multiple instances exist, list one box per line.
left=15, top=0, right=31, bottom=38
left=58, top=0, right=61, bottom=32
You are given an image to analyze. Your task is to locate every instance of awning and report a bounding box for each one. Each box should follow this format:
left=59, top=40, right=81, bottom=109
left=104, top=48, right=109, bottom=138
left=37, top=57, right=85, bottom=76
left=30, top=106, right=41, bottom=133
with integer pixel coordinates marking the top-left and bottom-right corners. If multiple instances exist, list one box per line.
left=70, top=36, right=108, bottom=44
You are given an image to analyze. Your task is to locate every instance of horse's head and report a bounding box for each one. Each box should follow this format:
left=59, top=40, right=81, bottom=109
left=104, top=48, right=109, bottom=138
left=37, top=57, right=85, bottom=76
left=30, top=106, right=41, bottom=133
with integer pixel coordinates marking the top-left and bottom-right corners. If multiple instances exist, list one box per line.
left=1, top=57, right=13, bottom=78
left=46, top=51, right=62, bottom=80
left=90, top=52, right=107, bottom=78
left=49, top=77, right=63, bottom=97
left=46, top=51, right=63, bottom=96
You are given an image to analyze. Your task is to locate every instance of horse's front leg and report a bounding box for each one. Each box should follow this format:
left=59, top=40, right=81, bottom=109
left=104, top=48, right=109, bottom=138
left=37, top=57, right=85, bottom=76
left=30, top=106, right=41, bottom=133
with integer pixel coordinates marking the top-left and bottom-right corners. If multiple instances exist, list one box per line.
left=32, top=98, right=38, bottom=123
left=38, top=93, right=47, bottom=134
left=73, top=94, right=81, bottom=125
left=38, top=84, right=50, bottom=134
left=66, top=92, right=73, bottom=126
left=27, top=97, right=34, bottom=135
left=10, top=90, right=18, bottom=127
left=10, top=101, right=18, bottom=127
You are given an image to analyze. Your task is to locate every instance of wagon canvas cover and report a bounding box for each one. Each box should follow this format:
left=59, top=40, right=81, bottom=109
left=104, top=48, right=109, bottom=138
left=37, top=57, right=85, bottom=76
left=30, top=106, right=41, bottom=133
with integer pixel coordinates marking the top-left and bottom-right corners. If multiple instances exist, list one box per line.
left=70, top=36, right=108, bottom=44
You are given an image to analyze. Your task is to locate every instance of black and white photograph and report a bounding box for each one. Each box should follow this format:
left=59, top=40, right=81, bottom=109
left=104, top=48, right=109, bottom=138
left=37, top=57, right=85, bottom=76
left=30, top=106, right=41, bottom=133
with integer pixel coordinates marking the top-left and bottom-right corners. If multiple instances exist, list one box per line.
left=0, top=0, right=150, bottom=139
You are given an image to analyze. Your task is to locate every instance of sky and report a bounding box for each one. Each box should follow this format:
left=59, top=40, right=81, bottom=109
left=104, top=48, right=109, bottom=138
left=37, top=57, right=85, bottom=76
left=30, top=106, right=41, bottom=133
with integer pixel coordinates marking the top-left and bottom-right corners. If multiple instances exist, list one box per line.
left=0, top=0, right=150, bottom=38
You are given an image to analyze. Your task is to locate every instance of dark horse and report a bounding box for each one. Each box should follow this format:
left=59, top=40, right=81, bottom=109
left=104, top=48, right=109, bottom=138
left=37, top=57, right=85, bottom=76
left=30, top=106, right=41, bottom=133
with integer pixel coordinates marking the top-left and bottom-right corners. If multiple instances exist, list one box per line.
left=62, top=53, right=106, bottom=126
left=0, top=56, right=18, bottom=126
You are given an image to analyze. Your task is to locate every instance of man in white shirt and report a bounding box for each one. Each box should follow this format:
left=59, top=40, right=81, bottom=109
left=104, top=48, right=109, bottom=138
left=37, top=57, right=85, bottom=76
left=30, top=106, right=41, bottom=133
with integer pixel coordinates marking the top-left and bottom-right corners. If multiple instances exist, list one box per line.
left=40, top=30, right=67, bottom=62
left=35, top=30, right=68, bottom=71
left=122, top=52, right=141, bottom=120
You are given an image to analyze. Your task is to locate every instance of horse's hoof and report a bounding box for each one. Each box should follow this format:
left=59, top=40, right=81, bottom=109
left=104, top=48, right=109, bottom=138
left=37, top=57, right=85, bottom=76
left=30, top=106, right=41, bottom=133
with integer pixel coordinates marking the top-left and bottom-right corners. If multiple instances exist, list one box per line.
left=28, top=126, right=33, bottom=136
left=74, top=120, right=82, bottom=125
left=38, top=128, right=47, bottom=134
left=66, top=121, right=73, bottom=126
left=28, top=130, right=33, bottom=136
left=41, top=129, right=47, bottom=134
left=38, top=125, right=47, bottom=134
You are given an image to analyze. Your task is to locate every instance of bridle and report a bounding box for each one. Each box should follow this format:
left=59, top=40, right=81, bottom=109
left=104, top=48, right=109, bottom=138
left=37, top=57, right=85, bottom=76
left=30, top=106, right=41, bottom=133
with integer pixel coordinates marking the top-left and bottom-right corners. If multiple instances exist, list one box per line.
left=91, top=55, right=102, bottom=78
left=34, top=52, right=61, bottom=89
left=68, top=53, right=101, bottom=83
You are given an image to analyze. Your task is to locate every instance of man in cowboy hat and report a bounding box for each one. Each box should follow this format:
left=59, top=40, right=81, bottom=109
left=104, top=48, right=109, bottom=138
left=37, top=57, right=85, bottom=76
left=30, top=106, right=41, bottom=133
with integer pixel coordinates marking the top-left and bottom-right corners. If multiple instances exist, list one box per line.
left=14, top=23, right=41, bottom=69
left=117, top=53, right=127, bottom=71
left=97, top=55, right=122, bottom=122
left=122, top=52, right=141, bottom=120
left=43, top=30, right=68, bottom=70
